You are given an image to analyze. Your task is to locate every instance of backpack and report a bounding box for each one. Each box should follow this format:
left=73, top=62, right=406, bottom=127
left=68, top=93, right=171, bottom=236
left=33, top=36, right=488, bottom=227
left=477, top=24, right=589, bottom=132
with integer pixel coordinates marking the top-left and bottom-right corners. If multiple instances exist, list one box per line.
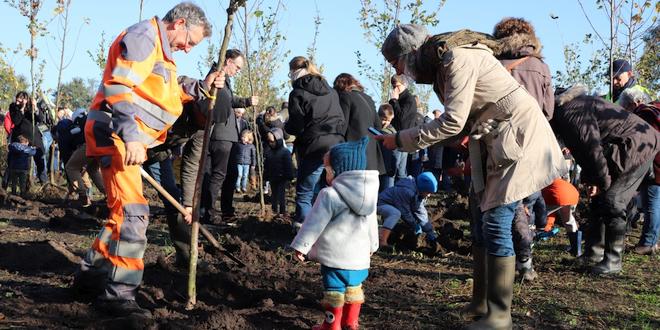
left=3, top=112, right=13, bottom=135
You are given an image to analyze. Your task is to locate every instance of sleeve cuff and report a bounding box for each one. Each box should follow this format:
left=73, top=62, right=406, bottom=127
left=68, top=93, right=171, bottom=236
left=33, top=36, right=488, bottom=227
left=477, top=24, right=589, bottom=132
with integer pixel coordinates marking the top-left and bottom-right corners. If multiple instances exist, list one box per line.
left=397, top=127, right=423, bottom=152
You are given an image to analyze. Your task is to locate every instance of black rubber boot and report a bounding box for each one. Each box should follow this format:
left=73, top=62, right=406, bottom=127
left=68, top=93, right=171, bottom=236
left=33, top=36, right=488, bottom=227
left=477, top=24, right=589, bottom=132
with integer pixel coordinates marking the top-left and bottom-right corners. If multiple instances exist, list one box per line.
left=94, top=299, right=152, bottom=319
left=567, top=231, right=583, bottom=257
left=592, top=218, right=626, bottom=275
left=72, top=268, right=107, bottom=299
left=581, top=219, right=605, bottom=264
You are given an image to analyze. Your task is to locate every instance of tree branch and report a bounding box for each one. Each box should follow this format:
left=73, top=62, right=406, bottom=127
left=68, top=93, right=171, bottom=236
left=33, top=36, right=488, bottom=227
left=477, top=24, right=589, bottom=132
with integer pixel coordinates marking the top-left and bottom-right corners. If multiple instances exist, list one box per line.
left=577, top=0, right=609, bottom=47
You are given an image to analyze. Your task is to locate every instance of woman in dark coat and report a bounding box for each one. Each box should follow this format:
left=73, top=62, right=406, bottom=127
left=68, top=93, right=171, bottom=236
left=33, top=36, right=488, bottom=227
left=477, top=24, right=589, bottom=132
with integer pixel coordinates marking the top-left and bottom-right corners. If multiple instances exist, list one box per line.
left=333, top=73, right=386, bottom=175
left=8, top=91, right=47, bottom=183
left=284, top=56, right=345, bottom=227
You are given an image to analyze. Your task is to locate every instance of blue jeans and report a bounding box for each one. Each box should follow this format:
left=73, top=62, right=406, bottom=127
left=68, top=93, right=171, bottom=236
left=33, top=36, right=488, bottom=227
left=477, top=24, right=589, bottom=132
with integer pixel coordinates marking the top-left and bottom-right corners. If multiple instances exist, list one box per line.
left=523, top=191, right=547, bottom=229
left=394, top=151, right=407, bottom=180
left=236, top=164, right=250, bottom=190
left=639, top=183, right=660, bottom=247
left=378, top=203, right=430, bottom=236
left=144, top=158, right=180, bottom=212
left=294, top=157, right=324, bottom=223
left=321, top=266, right=369, bottom=292
left=474, top=201, right=520, bottom=257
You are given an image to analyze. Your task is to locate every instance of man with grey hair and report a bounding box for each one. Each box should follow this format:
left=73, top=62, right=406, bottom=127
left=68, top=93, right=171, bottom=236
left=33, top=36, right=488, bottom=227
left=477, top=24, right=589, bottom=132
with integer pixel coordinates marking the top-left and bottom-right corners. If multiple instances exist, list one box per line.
left=73, top=2, right=224, bottom=319
left=618, top=86, right=652, bottom=112
left=375, top=25, right=567, bottom=329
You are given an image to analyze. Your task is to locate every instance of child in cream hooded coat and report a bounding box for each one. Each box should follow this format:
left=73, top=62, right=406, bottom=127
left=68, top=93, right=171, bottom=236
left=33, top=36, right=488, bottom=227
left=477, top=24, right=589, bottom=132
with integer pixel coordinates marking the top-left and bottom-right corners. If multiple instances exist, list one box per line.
left=291, top=137, right=379, bottom=330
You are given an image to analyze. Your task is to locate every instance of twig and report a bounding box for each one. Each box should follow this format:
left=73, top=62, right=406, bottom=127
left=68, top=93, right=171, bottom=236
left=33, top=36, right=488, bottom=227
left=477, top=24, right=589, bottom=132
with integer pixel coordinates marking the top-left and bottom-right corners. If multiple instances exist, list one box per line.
left=576, top=0, right=609, bottom=47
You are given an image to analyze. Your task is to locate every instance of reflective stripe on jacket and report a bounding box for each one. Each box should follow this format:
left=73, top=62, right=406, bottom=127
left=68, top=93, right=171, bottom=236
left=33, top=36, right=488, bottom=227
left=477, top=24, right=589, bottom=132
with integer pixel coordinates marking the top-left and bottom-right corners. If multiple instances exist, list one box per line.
left=86, top=17, right=193, bottom=156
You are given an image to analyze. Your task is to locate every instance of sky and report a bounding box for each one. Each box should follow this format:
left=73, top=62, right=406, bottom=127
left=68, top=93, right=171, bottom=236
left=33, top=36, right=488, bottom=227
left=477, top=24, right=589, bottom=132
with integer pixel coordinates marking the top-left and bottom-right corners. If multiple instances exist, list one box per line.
left=0, top=0, right=620, bottom=112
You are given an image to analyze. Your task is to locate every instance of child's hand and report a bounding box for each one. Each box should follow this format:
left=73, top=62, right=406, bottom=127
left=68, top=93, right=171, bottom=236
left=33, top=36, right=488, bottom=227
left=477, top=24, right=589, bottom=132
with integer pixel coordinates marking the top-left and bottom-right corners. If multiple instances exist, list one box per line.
left=294, top=250, right=305, bottom=262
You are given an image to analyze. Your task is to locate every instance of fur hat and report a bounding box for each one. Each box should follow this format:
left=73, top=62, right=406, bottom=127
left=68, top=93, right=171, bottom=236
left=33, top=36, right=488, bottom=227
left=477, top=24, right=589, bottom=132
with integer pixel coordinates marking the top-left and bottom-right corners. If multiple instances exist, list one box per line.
left=381, top=24, right=429, bottom=62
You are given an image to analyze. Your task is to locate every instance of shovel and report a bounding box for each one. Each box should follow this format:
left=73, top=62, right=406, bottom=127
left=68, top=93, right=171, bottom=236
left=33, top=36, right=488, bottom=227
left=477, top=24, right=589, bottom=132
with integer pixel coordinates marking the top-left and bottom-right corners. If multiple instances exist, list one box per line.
left=139, top=167, right=245, bottom=267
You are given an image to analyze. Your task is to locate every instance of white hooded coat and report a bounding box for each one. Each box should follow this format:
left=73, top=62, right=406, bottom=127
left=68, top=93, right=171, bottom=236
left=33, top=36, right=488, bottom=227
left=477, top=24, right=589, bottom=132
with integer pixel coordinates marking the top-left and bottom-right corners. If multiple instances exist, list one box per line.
left=290, top=170, right=380, bottom=270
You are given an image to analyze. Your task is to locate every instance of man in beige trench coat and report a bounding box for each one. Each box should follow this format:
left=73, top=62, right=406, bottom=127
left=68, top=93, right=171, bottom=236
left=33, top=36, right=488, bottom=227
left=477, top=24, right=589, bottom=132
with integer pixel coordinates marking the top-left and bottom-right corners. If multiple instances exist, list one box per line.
left=376, top=25, right=567, bottom=330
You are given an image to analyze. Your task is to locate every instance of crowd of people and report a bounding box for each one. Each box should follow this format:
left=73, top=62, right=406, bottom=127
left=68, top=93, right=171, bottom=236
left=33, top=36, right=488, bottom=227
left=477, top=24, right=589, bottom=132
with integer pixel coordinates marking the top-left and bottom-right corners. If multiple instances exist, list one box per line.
left=1, top=2, right=658, bottom=329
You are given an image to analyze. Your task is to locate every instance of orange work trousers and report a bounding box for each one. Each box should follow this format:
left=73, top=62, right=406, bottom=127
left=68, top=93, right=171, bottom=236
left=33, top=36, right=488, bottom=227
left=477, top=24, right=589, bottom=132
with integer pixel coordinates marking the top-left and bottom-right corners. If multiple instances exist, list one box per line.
left=542, top=178, right=579, bottom=231
left=80, top=145, right=149, bottom=300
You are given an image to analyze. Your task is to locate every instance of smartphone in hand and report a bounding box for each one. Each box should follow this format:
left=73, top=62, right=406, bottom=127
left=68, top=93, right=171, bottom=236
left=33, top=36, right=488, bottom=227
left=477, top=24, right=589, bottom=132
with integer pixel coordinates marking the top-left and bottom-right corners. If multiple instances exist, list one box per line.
left=368, top=127, right=383, bottom=136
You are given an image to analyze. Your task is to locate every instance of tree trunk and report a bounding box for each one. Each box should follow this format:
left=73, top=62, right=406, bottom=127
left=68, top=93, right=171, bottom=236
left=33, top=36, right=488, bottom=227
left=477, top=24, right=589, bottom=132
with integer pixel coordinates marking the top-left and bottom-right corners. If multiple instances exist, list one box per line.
left=242, top=7, right=266, bottom=217
left=52, top=1, right=71, bottom=185
left=609, top=0, right=616, bottom=99
left=187, top=0, right=244, bottom=310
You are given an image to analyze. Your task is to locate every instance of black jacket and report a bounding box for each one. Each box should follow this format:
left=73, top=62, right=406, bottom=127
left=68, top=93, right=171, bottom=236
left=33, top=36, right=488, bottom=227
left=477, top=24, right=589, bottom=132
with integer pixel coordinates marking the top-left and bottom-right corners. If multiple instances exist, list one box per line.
left=264, top=128, right=294, bottom=181
left=209, top=77, right=251, bottom=142
left=236, top=142, right=256, bottom=166
left=337, top=89, right=385, bottom=174
left=8, top=102, right=44, bottom=150
left=389, top=88, right=418, bottom=130
left=285, top=75, right=344, bottom=158
left=551, top=85, right=659, bottom=190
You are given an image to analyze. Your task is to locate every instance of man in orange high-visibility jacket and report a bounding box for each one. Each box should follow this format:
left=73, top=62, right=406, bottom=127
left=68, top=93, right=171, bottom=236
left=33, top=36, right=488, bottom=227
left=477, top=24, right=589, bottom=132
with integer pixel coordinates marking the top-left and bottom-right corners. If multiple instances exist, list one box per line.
left=74, top=3, right=224, bottom=318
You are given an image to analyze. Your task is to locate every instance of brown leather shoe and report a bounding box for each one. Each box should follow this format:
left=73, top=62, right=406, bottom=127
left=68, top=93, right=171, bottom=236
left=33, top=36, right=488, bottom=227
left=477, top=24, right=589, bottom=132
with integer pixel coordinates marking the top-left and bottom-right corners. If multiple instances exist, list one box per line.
left=633, top=244, right=658, bottom=255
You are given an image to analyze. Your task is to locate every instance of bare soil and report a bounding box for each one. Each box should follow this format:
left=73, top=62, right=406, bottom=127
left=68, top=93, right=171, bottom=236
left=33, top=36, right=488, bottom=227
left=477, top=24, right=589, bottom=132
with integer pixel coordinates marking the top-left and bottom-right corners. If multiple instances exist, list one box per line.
left=0, top=185, right=657, bottom=329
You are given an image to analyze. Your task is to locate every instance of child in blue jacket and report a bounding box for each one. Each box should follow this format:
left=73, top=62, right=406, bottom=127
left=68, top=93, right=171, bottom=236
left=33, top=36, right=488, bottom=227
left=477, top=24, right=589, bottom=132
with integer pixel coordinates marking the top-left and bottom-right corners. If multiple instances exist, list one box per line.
left=377, top=172, right=439, bottom=249
left=8, top=135, right=37, bottom=196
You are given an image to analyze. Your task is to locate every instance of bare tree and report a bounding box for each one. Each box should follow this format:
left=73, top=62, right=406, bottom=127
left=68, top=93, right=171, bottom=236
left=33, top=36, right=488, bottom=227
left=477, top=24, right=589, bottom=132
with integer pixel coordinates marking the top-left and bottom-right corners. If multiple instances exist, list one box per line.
left=357, top=0, right=445, bottom=104
left=87, top=31, right=108, bottom=72
left=232, top=0, right=289, bottom=218
left=306, top=1, right=323, bottom=71
left=51, top=0, right=90, bottom=114
left=575, top=0, right=658, bottom=96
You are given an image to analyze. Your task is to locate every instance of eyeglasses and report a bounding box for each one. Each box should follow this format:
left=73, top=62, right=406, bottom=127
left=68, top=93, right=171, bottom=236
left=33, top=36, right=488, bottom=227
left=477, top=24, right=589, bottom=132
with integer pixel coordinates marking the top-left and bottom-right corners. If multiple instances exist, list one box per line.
left=182, top=26, right=199, bottom=50
left=231, top=59, right=242, bottom=72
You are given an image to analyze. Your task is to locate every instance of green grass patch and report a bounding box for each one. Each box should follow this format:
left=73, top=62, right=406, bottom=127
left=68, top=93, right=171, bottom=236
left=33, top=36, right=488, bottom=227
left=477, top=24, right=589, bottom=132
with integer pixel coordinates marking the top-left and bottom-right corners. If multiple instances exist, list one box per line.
left=632, top=292, right=660, bottom=306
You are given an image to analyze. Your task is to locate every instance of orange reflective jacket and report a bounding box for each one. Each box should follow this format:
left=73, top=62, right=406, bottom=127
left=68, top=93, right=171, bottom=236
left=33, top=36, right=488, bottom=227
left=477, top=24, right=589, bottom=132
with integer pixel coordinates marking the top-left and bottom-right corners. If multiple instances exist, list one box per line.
left=86, top=17, right=193, bottom=157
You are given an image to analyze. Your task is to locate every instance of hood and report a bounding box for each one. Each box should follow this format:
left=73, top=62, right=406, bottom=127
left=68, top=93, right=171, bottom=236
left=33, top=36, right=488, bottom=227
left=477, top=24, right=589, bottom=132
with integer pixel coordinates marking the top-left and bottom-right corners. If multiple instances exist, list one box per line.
left=330, top=170, right=379, bottom=216
left=394, top=176, right=418, bottom=192
left=493, top=33, right=542, bottom=59
left=269, top=127, right=285, bottom=149
left=292, top=75, right=332, bottom=96
left=555, top=84, right=589, bottom=107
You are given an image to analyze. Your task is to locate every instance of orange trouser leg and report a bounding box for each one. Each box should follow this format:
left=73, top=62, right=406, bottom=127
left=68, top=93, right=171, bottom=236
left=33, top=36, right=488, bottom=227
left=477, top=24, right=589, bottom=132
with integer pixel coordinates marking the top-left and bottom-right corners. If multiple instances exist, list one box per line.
left=80, top=150, right=149, bottom=300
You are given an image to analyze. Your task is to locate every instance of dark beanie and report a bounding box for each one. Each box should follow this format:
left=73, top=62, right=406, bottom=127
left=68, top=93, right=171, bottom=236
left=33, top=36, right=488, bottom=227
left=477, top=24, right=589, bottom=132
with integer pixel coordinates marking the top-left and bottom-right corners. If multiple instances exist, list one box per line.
left=329, top=137, right=369, bottom=176
left=381, top=24, right=429, bottom=62
left=612, top=59, right=632, bottom=76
